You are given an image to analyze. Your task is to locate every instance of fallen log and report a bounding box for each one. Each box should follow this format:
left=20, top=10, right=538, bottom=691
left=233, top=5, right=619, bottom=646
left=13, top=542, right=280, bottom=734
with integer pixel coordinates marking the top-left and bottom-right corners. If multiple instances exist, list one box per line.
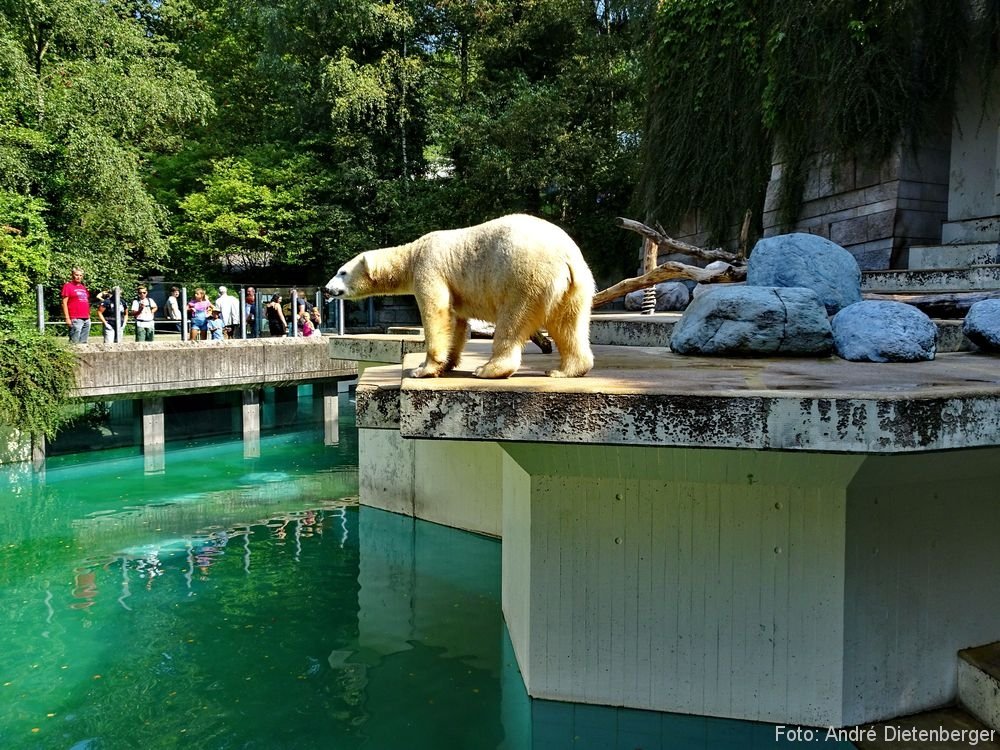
left=615, top=217, right=743, bottom=265
left=593, top=262, right=746, bottom=308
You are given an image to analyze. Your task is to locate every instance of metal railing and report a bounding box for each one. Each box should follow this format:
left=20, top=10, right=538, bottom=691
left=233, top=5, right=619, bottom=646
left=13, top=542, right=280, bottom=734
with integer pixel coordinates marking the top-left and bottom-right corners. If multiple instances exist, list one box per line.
left=38, top=283, right=347, bottom=340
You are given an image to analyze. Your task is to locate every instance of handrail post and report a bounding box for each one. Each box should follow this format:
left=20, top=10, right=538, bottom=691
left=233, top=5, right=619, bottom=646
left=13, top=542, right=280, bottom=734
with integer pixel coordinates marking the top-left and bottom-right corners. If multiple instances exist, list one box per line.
left=291, top=289, right=298, bottom=337
left=337, top=299, right=345, bottom=335
left=36, top=284, right=45, bottom=333
left=239, top=287, right=247, bottom=339
left=180, top=287, right=189, bottom=340
left=113, top=287, right=123, bottom=342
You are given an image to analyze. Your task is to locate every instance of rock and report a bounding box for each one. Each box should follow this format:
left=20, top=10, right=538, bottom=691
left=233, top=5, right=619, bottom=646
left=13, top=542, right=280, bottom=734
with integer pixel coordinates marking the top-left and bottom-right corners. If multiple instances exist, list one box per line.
left=624, top=282, right=691, bottom=312
left=692, top=280, right=745, bottom=299
left=748, top=233, right=861, bottom=314
left=963, top=299, right=1000, bottom=352
left=669, top=286, right=833, bottom=356
left=831, top=301, right=937, bottom=362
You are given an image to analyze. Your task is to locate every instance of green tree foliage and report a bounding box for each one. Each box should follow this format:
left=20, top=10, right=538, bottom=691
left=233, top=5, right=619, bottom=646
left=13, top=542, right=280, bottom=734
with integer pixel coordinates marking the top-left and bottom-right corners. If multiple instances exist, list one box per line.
left=148, top=0, right=651, bottom=281
left=0, top=0, right=213, bottom=294
left=0, top=0, right=212, bottom=437
left=639, top=0, right=968, bottom=245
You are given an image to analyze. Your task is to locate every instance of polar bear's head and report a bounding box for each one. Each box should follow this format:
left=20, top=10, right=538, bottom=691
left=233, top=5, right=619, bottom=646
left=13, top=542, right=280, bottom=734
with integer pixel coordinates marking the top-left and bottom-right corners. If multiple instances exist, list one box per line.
left=326, top=252, right=378, bottom=299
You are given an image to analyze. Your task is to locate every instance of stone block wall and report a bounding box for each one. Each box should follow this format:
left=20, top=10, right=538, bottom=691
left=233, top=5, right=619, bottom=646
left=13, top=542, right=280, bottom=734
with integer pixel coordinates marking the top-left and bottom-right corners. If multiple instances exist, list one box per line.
left=666, top=136, right=950, bottom=271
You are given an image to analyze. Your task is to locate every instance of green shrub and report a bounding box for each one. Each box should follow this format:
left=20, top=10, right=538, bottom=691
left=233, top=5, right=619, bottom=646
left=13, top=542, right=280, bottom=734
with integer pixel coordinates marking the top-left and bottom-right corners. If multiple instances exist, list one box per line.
left=0, top=331, right=75, bottom=439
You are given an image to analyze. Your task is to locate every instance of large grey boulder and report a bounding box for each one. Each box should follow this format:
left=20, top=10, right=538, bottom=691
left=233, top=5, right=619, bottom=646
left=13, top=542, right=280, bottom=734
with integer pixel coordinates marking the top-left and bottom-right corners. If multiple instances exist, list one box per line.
left=748, top=233, right=861, bottom=314
left=831, top=301, right=936, bottom=362
left=624, top=282, right=691, bottom=312
left=669, top=285, right=833, bottom=356
left=963, top=299, right=1000, bottom=352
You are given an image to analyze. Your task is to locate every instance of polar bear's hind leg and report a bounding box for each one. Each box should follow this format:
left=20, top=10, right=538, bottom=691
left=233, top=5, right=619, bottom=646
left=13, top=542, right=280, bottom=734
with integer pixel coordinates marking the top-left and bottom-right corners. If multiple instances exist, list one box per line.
left=544, top=288, right=593, bottom=378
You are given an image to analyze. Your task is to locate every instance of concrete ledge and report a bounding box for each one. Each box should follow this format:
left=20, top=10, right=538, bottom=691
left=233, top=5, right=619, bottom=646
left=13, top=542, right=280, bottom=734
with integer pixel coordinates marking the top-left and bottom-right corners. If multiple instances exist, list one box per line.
left=862, top=264, right=1000, bottom=293
left=390, top=346, right=1000, bottom=453
left=71, top=338, right=356, bottom=400
left=328, top=334, right=426, bottom=364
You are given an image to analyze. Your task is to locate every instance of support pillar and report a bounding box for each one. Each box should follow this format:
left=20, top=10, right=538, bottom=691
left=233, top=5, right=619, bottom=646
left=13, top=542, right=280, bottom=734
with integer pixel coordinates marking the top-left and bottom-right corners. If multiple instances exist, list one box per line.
left=498, top=442, right=1000, bottom=728
left=243, top=389, right=260, bottom=459
left=323, top=383, right=339, bottom=446
left=141, top=397, right=165, bottom=474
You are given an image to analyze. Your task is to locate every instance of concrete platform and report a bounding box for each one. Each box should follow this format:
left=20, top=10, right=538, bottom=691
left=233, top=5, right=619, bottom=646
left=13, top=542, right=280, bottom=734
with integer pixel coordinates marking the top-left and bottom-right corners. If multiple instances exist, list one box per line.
left=353, top=344, right=1000, bottom=453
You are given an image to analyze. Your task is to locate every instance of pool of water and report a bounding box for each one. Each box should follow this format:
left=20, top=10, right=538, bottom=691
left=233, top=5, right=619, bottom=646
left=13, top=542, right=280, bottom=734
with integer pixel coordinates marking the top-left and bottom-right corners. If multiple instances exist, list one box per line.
left=0, top=392, right=850, bottom=749
left=0, top=394, right=531, bottom=750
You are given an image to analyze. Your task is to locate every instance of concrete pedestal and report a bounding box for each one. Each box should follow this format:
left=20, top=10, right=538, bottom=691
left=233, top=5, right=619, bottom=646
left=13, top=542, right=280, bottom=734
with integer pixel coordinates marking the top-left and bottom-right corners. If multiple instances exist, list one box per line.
left=323, top=383, right=339, bottom=446
left=499, top=443, right=1000, bottom=727
left=349, top=341, right=1000, bottom=728
left=141, top=398, right=165, bottom=474
left=359, top=427, right=503, bottom=537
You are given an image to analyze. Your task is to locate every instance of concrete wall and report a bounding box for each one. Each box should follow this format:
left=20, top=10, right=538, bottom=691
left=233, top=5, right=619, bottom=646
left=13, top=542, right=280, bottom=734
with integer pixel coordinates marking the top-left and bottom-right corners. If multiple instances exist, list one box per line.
left=842, top=450, right=1000, bottom=725
left=369, top=434, right=1000, bottom=726
left=358, top=427, right=504, bottom=538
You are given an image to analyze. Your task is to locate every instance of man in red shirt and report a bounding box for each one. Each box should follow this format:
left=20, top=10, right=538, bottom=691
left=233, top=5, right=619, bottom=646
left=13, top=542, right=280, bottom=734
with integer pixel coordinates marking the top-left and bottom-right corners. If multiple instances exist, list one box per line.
left=61, top=267, right=91, bottom=343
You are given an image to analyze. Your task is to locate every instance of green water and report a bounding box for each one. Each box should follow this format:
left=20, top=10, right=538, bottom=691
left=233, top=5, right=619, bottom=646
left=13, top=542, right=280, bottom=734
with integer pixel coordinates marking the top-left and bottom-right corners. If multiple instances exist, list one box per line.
left=0, top=394, right=528, bottom=749
left=0, top=392, right=851, bottom=750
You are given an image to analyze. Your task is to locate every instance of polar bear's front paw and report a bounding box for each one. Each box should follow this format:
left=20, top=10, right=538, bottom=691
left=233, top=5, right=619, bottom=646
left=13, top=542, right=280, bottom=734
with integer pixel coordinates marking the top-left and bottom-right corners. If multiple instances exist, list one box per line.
left=410, top=364, right=441, bottom=378
left=474, top=362, right=515, bottom=379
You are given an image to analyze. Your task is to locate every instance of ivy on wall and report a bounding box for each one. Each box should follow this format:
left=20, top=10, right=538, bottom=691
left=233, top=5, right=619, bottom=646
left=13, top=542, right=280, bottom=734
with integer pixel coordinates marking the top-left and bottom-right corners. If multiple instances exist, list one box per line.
left=0, top=331, right=75, bottom=439
left=639, top=0, right=972, bottom=245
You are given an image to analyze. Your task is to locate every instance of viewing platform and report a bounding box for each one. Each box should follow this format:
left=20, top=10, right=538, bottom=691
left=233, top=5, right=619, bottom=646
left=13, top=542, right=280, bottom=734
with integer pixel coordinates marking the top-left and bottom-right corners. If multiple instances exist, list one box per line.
left=333, top=331, right=1000, bottom=730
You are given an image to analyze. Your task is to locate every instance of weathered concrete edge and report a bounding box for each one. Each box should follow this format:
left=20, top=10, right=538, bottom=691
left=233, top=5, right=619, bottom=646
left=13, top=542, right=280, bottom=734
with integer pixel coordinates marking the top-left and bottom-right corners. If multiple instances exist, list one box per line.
left=397, top=390, right=1000, bottom=453
left=356, top=366, right=403, bottom=430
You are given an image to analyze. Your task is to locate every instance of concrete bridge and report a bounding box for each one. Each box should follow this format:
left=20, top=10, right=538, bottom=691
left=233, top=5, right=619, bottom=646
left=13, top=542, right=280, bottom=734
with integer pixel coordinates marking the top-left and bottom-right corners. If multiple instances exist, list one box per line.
left=61, top=337, right=358, bottom=470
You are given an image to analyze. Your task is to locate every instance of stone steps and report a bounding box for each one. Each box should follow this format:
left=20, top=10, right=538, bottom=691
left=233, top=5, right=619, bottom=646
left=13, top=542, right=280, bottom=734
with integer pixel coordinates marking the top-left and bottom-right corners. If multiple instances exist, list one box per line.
left=958, top=642, right=1000, bottom=733
left=861, top=265, right=1000, bottom=293
left=908, top=242, right=1000, bottom=270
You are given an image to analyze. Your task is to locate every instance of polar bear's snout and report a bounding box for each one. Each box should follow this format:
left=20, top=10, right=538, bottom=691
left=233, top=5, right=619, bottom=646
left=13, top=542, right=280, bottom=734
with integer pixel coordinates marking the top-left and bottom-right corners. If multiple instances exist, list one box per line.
left=326, top=269, right=348, bottom=297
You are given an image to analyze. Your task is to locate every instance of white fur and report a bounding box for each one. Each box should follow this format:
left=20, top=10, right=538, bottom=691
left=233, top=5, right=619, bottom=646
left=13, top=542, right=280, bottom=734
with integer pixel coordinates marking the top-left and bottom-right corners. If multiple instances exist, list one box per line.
left=326, top=214, right=594, bottom=378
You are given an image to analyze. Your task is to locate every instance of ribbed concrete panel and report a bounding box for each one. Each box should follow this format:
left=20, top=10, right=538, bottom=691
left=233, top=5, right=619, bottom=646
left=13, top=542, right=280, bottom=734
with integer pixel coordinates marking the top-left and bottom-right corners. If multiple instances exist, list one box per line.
left=523, top=466, right=847, bottom=723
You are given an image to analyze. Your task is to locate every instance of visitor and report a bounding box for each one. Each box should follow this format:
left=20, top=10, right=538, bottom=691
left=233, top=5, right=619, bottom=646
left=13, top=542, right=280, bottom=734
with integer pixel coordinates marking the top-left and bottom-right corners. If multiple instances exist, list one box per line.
left=266, top=293, right=287, bottom=337
left=97, top=288, right=127, bottom=343
left=131, top=285, right=158, bottom=342
left=164, top=286, right=182, bottom=332
left=310, top=306, right=322, bottom=334
left=298, top=310, right=314, bottom=337
left=207, top=308, right=225, bottom=341
left=188, top=287, right=212, bottom=341
left=215, top=285, right=240, bottom=339
left=245, top=286, right=257, bottom=338
left=61, top=267, right=91, bottom=344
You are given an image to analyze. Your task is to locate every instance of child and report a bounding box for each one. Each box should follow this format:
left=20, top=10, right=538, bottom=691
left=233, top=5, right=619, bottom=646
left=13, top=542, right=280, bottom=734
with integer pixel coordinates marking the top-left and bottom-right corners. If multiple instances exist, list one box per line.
left=207, top=308, right=225, bottom=340
left=298, top=310, right=314, bottom=337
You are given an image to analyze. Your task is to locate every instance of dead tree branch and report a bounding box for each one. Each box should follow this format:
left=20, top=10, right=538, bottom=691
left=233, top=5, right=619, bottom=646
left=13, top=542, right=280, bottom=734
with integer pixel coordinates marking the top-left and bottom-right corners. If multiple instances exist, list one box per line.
left=615, top=217, right=743, bottom=265
left=593, top=262, right=746, bottom=308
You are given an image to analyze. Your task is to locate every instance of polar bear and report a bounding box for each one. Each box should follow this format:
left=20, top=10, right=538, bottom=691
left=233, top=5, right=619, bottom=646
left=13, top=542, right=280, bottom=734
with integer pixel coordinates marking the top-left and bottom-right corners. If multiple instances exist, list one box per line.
left=326, top=214, right=594, bottom=378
